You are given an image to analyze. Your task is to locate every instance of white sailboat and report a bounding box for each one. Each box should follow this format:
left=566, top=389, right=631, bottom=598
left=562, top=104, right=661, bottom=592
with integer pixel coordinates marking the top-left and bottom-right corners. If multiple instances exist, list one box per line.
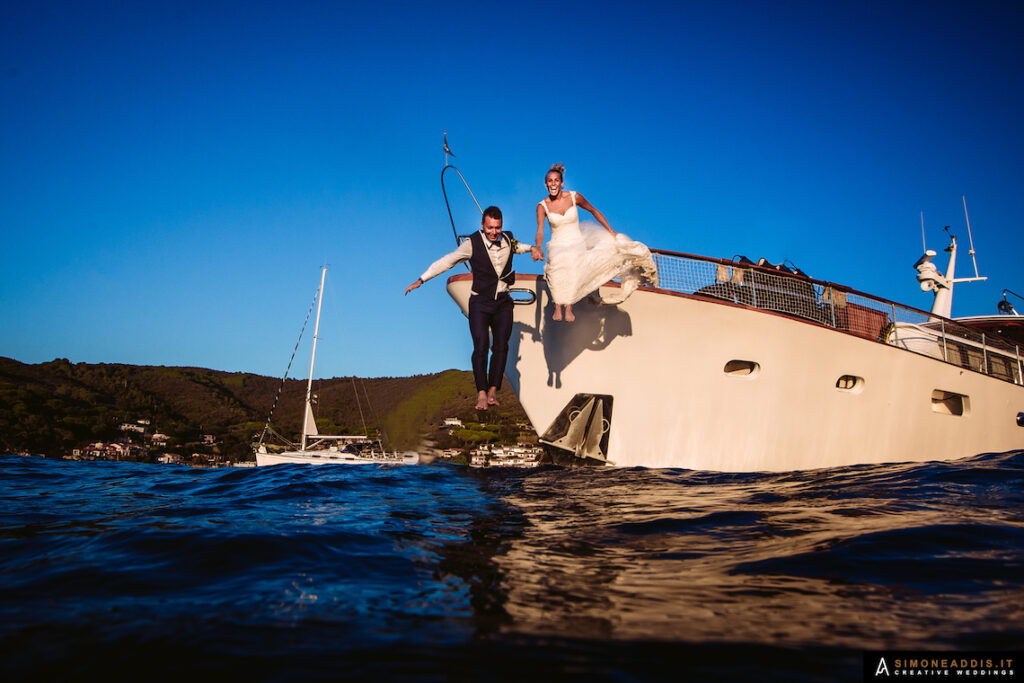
left=255, top=267, right=419, bottom=466
left=444, top=212, right=1023, bottom=472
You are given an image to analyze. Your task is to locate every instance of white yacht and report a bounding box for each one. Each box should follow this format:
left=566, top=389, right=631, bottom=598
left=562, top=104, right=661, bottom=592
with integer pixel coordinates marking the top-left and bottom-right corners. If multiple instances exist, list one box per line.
left=255, top=267, right=419, bottom=467
left=445, top=227, right=1023, bottom=472
left=255, top=440, right=419, bottom=467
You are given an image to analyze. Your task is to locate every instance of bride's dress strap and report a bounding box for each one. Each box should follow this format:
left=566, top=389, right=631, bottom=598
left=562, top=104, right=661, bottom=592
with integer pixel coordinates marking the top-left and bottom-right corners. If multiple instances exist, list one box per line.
left=538, top=199, right=549, bottom=216
left=570, top=191, right=577, bottom=207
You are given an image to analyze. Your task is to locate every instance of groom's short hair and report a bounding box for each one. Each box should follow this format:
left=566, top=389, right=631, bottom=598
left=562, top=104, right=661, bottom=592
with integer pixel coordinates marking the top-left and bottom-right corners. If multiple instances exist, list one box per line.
left=482, top=206, right=502, bottom=222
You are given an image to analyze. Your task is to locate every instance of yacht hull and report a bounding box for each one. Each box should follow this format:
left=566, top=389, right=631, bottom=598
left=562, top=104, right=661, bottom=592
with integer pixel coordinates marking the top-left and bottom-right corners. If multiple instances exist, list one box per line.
left=447, top=274, right=1024, bottom=471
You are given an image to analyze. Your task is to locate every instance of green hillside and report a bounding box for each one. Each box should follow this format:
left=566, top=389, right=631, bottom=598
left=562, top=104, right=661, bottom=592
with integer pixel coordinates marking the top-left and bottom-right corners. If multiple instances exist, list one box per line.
left=0, top=357, right=528, bottom=460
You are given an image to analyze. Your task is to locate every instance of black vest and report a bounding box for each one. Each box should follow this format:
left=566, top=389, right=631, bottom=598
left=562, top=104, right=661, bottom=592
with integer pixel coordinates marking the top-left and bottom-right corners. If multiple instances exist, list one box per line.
left=468, top=231, right=516, bottom=299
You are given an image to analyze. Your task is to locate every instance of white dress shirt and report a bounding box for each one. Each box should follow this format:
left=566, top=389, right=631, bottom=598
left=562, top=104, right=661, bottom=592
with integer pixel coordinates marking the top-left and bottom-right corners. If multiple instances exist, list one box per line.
left=420, top=231, right=532, bottom=295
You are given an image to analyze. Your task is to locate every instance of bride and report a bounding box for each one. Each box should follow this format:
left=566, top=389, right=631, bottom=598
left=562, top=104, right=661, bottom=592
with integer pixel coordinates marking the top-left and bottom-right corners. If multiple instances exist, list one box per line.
left=535, top=163, right=657, bottom=322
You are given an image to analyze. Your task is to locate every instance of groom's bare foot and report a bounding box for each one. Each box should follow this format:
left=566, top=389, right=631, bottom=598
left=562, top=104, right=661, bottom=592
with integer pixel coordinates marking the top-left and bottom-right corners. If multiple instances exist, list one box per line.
left=475, top=391, right=488, bottom=410
left=564, top=305, right=575, bottom=322
left=487, top=387, right=500, bottom=406
left=553, top=305, right=562, bottom=321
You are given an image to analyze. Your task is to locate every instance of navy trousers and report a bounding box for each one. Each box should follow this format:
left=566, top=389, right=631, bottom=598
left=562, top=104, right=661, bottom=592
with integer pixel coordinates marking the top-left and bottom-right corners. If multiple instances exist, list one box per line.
left=468, top=293, right=514, bottom=392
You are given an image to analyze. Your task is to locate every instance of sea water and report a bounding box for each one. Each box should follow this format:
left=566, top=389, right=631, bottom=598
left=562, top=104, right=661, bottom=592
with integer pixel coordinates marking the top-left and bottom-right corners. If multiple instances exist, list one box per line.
left=1, top=452, right=1022, bottom=681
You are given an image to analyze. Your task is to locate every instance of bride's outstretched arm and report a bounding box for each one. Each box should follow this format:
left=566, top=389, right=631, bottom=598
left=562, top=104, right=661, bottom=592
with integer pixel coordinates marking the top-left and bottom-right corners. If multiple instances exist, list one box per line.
left=575, top=193, right=618, bottom=236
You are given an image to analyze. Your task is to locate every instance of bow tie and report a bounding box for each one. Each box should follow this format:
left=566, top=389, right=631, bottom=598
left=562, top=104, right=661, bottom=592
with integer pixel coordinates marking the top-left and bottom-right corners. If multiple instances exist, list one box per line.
left=488, top=238, right=504, bottom=249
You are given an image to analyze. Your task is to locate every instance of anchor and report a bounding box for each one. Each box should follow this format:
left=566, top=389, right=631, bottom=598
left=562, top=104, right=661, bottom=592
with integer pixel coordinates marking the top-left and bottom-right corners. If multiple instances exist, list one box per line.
left=539, top=393, right=614, bottom=465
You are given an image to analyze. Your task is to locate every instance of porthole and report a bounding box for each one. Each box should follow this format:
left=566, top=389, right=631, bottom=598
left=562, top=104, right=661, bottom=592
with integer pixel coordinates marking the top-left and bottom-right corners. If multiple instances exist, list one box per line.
left=724, top=360, right=760, bottom=377
left=836, top=375, right=864, bottom=392
left=931, top=390, right=969, bottom=416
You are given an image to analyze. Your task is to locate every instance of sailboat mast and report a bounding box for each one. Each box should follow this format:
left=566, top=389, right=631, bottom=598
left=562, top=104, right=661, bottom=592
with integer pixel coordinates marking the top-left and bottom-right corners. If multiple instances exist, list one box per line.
left=301, top=266, right=328, bottom=451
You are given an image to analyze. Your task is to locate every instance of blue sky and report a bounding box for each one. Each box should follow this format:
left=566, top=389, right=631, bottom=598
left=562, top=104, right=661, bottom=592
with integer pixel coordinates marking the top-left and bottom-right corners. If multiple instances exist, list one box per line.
left=2, top=1, right=1022, bottom=379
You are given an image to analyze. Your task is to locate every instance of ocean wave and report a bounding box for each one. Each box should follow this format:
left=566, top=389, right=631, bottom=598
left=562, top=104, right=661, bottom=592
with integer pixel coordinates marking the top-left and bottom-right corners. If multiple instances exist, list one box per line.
left=2, top=452, right=1022, bottom=680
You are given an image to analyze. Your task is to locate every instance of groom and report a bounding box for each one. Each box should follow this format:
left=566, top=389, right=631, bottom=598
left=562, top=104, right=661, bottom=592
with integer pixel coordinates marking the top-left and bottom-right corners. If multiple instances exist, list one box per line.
left=406, top=206, right=542, bottom=410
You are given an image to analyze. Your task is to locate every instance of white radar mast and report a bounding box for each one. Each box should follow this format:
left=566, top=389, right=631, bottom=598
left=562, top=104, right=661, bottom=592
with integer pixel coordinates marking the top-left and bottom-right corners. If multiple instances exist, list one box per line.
left=914, top=196, right=986, bottom=318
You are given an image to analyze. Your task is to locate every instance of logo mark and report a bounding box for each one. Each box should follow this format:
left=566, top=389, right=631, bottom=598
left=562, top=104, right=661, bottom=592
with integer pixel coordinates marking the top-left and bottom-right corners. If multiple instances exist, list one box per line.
left=875, top=658, right=890, bottom=676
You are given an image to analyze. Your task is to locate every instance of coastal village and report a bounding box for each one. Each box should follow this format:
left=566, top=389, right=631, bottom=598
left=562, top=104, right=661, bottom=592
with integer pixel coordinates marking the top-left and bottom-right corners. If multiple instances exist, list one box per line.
left=63, top=419, right=245, bottom=468
left=430, top=416, right=544, bottom=467
left=59, top=416, right=544, bottom=468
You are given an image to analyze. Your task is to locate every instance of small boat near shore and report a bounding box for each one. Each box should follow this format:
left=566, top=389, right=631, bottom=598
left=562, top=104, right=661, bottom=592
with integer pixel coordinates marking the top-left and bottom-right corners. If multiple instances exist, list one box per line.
left=255, top=267, right=418, bottom=467
left=446, top=216, right=1023, bottom=472
left=255, top=441, right=419, bottom=466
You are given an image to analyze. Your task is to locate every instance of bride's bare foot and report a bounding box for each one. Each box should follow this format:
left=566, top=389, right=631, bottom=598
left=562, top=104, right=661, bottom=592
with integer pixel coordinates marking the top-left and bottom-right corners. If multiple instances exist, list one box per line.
left=475, top=391, right=488, bottom=410
left=564, top=305, right=575, bottom=322
left=553, top=305, right=562, bottom=321
left=487, top=387, right=499, bottom=406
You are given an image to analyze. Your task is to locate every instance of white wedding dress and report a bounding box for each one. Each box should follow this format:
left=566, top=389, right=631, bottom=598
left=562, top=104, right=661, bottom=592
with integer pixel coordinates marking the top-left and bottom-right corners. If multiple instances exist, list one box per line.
left=541, top=191, right=658, bottom=305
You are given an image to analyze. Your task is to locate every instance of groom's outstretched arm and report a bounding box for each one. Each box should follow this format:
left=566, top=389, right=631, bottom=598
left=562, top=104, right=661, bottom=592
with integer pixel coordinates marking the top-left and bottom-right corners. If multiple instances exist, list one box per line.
left=405, top=239, right=473, bottom=295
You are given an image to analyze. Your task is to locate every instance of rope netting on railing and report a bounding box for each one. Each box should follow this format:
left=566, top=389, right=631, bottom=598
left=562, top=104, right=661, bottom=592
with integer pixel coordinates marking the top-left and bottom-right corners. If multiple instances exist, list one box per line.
left=650, top=250, right=1023, bottom=385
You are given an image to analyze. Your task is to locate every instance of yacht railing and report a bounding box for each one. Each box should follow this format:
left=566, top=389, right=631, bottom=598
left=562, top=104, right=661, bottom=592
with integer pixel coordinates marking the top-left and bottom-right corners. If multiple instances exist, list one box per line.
left=649, top=249, right=1023, bottom=385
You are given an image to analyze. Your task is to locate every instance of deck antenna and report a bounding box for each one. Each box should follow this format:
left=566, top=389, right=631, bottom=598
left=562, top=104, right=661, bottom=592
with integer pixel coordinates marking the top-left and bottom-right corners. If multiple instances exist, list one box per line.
left=962, top=194, right=983, bottom=280
left=914, top=201, right=985, bottom=317
left=920, top=211, right=927, bottom=252
left=441, top=131, right=483, bottom=253
left=443, top=131, right=453, bottom=166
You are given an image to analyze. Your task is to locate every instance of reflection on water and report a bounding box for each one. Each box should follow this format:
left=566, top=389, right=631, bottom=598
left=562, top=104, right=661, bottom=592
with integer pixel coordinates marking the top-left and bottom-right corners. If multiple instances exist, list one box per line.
left=1, top=452, right=1022, bottom=680
left=488, top=460, right=1024, bottom=650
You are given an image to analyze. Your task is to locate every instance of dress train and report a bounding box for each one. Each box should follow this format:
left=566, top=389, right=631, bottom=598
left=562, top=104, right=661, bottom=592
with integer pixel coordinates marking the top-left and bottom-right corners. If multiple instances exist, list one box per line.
left=542, top=192, right=657, bottom=306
